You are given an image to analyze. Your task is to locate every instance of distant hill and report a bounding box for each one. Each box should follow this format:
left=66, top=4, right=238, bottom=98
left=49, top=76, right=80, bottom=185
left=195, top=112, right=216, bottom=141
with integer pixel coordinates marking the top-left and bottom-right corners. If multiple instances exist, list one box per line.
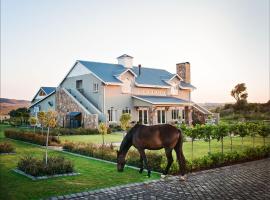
left=0, top=98, right=30, bottom=115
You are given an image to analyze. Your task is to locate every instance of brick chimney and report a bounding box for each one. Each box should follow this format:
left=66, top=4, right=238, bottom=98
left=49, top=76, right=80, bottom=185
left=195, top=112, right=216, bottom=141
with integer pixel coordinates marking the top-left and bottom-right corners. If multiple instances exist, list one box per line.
left=176, top=62, right=190, bottom=83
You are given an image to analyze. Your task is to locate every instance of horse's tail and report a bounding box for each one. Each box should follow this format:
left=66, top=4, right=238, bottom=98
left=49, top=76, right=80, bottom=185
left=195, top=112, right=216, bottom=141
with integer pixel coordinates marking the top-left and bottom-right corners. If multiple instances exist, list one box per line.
left=176, top=127, right=186, bottom=176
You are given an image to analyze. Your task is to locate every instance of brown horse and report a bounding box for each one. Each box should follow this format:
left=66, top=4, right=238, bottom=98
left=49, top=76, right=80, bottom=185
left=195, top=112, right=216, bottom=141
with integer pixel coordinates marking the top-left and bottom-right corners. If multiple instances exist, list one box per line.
left=116, top=123, right=186, bottom=177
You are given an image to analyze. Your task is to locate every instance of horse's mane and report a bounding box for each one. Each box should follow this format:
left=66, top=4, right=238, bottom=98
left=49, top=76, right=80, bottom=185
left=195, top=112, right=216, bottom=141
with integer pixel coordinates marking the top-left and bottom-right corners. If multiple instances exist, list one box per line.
left=119, top=124, right=141, bottom=153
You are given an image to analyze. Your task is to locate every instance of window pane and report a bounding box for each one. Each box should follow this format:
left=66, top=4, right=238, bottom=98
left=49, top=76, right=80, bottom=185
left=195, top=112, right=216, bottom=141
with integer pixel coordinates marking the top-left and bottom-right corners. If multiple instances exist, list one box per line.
left=157, top=110, right=161, bottom=124
left=162, top=110, right=165, bottom=123
left=144, top=110, right=148, bottom=124
left=139, top=110, right=143, bottom=123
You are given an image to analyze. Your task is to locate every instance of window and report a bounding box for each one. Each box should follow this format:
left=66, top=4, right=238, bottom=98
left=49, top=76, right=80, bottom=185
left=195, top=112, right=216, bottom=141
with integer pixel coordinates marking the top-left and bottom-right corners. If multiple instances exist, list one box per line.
left=171, top=84, right=178, bottom=95
left=76, top=80, right=83, bottom=89
left=182, top=110, right=185, bottom=120
left=138, top=109, right=148, bottom=124
left=93, top=83, right=99, bottom=92
left=157, top=109, right=166, bottom=124
left=171, top=109, right=179, bottom=120
left=39, top=90, right=46, bottom=96
left=108, top=109, right=116, bottom=122
left=122, top=108, right=131, bottom=114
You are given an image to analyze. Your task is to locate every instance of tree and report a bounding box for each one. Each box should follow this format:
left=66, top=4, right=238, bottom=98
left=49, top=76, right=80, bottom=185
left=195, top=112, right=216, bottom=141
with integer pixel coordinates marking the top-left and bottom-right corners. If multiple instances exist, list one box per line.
left=98, top=122, right=108, bottom=146
left=213, top=123, right=229, bottom=154
left=37, top=111, right=46, bottom=135
left=200, top=124, right=214, bottom=154
left=29, top=117, right=37, bottom=133
left=119, top=113, right=131, bottom=138
left=247, top=122, right=259, bottom=148
left=9, top=107, right=30, bottom=125
left=231, top=83, right=248, bottom=102
left=44, top=111, right=57, bottom=164
left=235, top=123, right=249, bottom=148
left=228, top=124, right=237, bottom=152
left=258, top=124, right=270, bottom=146
left=185, top=125, right=200, bottom=161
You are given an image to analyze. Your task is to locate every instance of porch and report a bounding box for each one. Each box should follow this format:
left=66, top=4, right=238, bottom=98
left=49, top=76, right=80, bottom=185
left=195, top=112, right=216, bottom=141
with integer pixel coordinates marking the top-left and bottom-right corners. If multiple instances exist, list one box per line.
left=132, top=95, right=193, bottom=125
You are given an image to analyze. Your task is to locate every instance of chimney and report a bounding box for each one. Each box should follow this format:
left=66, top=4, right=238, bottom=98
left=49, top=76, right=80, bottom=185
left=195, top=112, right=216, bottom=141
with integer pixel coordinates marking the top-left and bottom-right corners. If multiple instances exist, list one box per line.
left=138, top=64, right=141, bottom=76
left=117, top=54, right=133, bottom=68
left=176, top=62, right=191, bottom=83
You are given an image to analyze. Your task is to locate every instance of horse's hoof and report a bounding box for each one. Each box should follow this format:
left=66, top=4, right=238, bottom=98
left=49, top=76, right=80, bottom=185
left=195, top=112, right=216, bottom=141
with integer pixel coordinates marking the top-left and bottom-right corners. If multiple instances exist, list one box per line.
left=179, top=175, right=187, bottom=181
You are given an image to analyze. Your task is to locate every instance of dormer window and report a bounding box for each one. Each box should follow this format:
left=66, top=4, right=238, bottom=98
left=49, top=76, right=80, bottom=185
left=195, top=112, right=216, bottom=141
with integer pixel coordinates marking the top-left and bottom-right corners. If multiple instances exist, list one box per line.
left=171, top=84, right=178, bottom=95
left=39, top=90, right=46, bottom=96
left=122, top=77, right=131, bottom=93
left=93, top=83, right=99, bottom=93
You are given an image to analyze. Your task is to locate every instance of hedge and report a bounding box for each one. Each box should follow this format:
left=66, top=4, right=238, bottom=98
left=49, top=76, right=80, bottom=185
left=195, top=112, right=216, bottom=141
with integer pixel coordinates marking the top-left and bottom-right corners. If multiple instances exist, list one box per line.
left=0, top=142, right=15, bottom=153
left=4, top=129, right=60, bottom=146
left=63, top=141, right=270, bottom=174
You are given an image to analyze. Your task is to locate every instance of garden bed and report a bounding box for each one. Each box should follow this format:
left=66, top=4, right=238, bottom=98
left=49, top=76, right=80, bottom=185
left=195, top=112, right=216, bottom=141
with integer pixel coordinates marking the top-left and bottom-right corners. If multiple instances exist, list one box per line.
left=0, top=142, right=15, bottom=154
left=13, top=169, right=80, bottom=180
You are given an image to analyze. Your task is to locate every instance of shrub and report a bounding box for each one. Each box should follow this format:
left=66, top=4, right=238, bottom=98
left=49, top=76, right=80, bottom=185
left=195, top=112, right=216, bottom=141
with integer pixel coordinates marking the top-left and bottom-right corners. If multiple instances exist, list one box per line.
left=4, top=129, right=60, bottom=146
left=0, top=142, right=15, bottom=153
left=50, top=127, right=100, bottom=136
left=17, top=155, right=74, bottom=177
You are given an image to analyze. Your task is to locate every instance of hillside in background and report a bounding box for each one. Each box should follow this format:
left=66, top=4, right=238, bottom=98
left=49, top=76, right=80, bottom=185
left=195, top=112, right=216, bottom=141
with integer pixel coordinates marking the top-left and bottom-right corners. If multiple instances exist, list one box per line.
left=0, top=98, right=30, bottom=115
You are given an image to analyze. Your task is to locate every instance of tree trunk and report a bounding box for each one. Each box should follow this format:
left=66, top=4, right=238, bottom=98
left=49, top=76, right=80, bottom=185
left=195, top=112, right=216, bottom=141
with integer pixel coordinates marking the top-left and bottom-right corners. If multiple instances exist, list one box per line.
left=45, top=127, right=50, bottom=165
left=191, top=139, right=194, bottom=161
left=241, top=137, right=243, bottom=147
left=230, top=135, right=233, bottom=152
left=253, top=136, right=255, bottom=148
left=208, top=139, right=211, bottom=154
left=221, top=137, right=224, bottom=155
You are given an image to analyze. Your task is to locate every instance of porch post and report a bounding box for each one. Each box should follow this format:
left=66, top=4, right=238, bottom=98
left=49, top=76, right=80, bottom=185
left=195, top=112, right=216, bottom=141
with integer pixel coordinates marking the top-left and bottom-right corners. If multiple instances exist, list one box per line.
left=185, top=106, right=193, bottom=126
left=149, top=106, right=156, bottom=125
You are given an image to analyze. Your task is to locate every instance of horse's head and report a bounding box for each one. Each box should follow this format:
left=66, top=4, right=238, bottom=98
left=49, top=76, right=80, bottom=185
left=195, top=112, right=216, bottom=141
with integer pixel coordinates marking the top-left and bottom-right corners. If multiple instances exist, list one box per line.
left=116, top=150, right=126, bottom=172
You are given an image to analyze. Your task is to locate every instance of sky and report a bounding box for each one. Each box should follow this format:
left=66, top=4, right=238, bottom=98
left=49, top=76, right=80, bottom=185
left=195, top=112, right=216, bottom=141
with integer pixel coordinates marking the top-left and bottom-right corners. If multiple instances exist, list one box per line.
left=1, top=0, right=269, bottom=103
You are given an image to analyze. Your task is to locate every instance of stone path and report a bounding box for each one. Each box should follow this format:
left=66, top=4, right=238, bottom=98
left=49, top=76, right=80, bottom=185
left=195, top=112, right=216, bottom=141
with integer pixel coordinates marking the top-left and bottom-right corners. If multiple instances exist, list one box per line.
left=48, top=158, right=270, bottom=200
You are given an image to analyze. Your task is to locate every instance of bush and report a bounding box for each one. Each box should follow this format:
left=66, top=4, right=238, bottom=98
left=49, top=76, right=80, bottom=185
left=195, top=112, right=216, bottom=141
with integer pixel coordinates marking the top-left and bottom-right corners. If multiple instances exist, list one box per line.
left=0, top=142, right=15, bottom=153
left=50, top=127, right=100, bottom=136
left=17, top=155, right=74, bottom=177
left=4, top=129, right=60, bottom=146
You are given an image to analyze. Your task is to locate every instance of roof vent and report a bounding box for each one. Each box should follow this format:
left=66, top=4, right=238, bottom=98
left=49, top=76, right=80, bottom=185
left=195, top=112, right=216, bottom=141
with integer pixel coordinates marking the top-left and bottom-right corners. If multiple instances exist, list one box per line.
left=117, top=54, right=133, bottom=68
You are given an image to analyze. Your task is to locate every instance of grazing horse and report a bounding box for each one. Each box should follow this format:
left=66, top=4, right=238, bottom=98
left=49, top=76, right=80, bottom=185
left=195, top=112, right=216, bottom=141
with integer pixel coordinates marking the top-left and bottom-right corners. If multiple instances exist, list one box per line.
left=116, top=124, right=186, bottom=177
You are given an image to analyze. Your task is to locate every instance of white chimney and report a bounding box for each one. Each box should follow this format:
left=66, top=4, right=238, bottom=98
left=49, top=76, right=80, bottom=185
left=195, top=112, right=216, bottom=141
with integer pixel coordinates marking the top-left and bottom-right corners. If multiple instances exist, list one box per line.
left=117, top=54, right=133, bottom=68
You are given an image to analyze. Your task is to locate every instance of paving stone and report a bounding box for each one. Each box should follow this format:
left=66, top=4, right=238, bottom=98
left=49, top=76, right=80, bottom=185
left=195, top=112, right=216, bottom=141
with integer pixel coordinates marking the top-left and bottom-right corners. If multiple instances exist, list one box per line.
left=48, top=159, right=270, bottom=200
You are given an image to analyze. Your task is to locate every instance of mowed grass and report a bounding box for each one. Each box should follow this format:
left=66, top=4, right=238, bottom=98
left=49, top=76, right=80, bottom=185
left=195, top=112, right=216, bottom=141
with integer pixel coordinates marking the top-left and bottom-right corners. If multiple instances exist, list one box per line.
left=0, top=126, right=159, bottom=200
left=60, top=131, right=270, bottom=160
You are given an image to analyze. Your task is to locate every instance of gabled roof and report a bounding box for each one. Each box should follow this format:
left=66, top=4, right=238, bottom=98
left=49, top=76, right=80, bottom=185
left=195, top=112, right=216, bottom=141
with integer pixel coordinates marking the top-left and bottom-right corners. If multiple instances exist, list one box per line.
left=30, top=90, right=56, bottom=108
left=31, top=87, right=56, bottom=102
left=133, top=95, right=192, bottom=105
left=67, top=60, right=196, bottom=88
left=179, top=81, right=196, bottom=90
left=41, top=87, right=56, bottom=94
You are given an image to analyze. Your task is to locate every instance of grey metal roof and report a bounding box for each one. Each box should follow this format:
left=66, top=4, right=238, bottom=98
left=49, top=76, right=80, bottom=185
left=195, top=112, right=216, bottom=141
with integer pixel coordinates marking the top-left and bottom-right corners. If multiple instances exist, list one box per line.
left=133, top=95, right=191, bottom=105
left=78, top=60, right=195, bottom=88
left=180, top=81, right=196, bottom=90
left=41, top=87, right=56, bottom=94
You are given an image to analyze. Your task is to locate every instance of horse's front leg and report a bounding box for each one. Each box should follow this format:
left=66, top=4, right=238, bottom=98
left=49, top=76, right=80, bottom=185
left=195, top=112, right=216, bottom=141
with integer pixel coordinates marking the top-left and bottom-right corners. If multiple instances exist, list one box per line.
left=138, top=149, right=151, bottom=177
left=139, top=154, right=143, bottom=173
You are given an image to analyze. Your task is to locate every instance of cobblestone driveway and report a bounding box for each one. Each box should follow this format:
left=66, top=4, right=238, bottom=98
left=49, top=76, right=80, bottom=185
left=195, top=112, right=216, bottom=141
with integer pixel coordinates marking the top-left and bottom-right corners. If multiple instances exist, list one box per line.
left=48, top=159, right=270, bottom=200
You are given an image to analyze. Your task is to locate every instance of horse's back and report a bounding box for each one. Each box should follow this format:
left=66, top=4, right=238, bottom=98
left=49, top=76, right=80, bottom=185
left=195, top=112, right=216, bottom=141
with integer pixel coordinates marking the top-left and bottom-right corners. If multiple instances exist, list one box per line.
left=133, top=124, right=181, bottom=149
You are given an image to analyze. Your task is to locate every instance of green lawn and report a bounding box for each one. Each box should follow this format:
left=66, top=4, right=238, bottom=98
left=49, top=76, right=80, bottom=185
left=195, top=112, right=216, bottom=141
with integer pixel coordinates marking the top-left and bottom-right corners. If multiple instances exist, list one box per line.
left=0, top=126, right=159, bottom=200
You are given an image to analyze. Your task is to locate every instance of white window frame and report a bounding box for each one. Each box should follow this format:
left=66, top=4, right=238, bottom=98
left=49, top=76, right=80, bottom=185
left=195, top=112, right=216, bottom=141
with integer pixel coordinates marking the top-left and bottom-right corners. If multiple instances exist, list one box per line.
left=122, top=107, right=131, bottom=114
left=171, top=109, right=180, bottom=120
left=93, top=83, right=99, bottom=93
left=108, top=109, right=117, bottom=122
left=157, top=108, right=166, bottom=124
left=138, top=108, right=148, bottom=125
left=122, top=77, right=131, bottom=93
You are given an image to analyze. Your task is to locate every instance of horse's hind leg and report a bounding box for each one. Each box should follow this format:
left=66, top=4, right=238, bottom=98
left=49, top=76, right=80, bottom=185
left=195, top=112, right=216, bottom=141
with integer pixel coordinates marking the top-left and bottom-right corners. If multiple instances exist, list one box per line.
left=139, top=154, right=143, bottom=173
left=163, top=148, right=173, bottom=175
left=174, top=141, right=186, bottom=176
left=138, top=149, right=151, bottom=177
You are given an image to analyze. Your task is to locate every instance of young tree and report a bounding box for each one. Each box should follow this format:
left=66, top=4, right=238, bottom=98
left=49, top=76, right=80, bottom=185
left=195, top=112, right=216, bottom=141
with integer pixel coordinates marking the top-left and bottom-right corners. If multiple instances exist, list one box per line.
left=37, top=111, right=46, bottom=135
left=119, top=113, right=131, bottom=138
left=200, top=124, right=214, bottom=154
left=185, top=125, right=199, bottom=161
left=98, top=122, right=108, bottom=146
left=235, top=123, right=249, bottom=148
left=213, top=123, right=229, bottom=154
left=29, top=117, right=37, bottom=133
left=247, top=122, right=258, bottom=148
left=258, top=124, right=270, bottom=146
left=44, top=111, right=57, bottom=164
left=228, top=124, right=236, bottom=152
